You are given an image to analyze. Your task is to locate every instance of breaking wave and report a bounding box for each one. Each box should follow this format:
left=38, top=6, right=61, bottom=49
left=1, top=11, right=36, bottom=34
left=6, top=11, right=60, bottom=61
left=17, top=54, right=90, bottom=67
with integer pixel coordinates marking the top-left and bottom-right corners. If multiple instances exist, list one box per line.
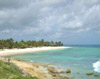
left=93, top=60, right=100, bottom=73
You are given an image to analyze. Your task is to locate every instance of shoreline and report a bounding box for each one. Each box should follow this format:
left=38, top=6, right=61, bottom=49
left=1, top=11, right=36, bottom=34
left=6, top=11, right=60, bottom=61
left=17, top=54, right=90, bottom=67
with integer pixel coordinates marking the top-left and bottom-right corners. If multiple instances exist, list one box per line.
left=0, top=57, right=99, bottom=79
left=0, top=46, right=72, bottom=79
left=0, top=47, right=99, bottom=79
left=0, top=46, right=71, bottom=56
left=0, top=57, right=72, bottom=79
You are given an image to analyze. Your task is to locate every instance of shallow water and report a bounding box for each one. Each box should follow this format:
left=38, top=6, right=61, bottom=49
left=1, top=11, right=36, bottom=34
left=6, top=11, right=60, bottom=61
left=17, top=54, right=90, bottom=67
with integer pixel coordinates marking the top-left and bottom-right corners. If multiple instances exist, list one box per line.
left=12, top=46, right=100, bottom=79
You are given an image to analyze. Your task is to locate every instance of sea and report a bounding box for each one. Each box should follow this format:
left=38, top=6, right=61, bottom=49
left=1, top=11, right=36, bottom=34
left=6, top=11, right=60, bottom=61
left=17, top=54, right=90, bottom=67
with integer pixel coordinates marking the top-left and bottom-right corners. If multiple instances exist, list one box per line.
left=11, top=45, right=100, bottom=79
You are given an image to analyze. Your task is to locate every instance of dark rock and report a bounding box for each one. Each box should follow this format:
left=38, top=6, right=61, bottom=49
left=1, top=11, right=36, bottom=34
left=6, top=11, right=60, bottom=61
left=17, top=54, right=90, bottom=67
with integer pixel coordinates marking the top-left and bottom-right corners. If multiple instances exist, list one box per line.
left=48, top=67, right=57, bottom=73
left=59, top=70, right=66, bottom=73
left=86, top=73, right=94, bottom=75
left=66, top=69, right=71, bottom=73
left=48, top=67, right=66, bottom=74
left=52, top=74, right=58, bottom=77
left=94, top=75, right=99, bottom=77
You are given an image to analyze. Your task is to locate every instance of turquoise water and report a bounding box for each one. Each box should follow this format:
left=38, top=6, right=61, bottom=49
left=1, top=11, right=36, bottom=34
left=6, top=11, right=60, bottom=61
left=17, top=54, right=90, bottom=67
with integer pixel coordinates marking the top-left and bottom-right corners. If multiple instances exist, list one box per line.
left=11, top=46, right=100, bottom=79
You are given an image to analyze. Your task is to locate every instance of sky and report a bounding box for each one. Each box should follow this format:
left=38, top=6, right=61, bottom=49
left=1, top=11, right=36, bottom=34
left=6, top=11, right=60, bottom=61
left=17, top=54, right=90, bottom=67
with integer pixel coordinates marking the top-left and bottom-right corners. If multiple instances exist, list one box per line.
left=0, top=0, right=100, bottom=45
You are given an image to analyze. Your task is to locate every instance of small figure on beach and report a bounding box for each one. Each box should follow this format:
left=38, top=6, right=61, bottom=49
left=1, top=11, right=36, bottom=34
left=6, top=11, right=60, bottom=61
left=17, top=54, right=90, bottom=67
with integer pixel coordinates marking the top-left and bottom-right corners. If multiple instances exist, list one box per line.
left=8, top=58, right=10, bottom=62
left=6, top=57, right=11, bottom=62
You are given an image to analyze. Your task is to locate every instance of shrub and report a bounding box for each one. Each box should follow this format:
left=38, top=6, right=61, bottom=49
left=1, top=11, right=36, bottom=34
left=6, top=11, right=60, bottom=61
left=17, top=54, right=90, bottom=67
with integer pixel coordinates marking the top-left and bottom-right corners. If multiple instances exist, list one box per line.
left=11, top=76, right=38, bottom=79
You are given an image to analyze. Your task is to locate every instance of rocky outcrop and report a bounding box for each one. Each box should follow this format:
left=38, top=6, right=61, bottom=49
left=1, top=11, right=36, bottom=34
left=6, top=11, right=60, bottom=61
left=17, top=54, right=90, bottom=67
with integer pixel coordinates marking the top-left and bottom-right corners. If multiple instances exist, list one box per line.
left=48, top=67, right=66, bottom=74
left=66, top=69, right=71, bottom=73
left=47, top=67, right=71, bottom=79
left=48, top=67, right=57, bottom=73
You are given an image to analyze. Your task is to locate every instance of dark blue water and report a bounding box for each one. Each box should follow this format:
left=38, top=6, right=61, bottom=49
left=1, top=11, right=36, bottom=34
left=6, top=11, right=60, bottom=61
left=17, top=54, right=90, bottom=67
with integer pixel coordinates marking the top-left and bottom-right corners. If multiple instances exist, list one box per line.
left=12, top=46, right=100, bottom=79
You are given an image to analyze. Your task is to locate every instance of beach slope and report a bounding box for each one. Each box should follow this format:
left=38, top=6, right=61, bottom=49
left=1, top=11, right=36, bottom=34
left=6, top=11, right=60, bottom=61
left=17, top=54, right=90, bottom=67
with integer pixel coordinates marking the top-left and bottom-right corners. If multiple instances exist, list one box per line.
left=0, top=46, right=71, bottom=56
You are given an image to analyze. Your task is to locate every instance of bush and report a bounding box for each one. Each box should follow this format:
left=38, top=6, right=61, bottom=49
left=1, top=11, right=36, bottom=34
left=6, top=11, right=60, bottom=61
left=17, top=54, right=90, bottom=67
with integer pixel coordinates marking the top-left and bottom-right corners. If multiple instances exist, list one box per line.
left=11, top=76, right=38, bottom=79
left=0, top=60, right=22, bottom=79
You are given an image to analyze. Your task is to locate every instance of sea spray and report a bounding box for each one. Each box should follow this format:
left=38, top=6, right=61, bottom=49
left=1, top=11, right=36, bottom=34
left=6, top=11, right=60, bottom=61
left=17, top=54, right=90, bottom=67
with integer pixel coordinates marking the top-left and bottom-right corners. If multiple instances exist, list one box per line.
left=93, top=60, right=100, bottom=73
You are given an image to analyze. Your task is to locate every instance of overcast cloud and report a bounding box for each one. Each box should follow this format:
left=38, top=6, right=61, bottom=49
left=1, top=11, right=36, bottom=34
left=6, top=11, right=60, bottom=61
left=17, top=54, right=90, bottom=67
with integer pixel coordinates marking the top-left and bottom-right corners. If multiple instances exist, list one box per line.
left=0, top=0, right=100, bottom=45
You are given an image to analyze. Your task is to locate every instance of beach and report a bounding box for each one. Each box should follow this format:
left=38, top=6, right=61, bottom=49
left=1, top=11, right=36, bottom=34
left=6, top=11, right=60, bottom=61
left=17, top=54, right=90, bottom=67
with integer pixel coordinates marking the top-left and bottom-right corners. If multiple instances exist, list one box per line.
left=0, top=46, right=72, bottom=79
left=0, top=46, right=100, bottom=79
left=0, top=57, right=72, bottom=79
left=11, top=46, right=100, bottom=79
left=0, top=46, right=71, bottom=56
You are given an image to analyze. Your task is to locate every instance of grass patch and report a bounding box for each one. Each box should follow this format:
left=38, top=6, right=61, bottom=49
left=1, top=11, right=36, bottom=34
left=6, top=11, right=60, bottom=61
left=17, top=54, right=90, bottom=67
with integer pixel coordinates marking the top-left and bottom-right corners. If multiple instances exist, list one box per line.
left=11, top=76, right=38, bottom=79
left=0, top=60, right=38, bottom=79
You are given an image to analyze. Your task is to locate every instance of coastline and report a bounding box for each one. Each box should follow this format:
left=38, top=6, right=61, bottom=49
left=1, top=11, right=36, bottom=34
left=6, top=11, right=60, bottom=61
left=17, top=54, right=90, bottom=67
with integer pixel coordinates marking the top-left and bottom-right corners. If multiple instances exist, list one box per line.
left=0, top=57, right=71, bottom=79
left=0, top=46, right=99, bottom=79
left=0, top=46, right=71, bottom=56
left=0, top=46, right=72, bottom=79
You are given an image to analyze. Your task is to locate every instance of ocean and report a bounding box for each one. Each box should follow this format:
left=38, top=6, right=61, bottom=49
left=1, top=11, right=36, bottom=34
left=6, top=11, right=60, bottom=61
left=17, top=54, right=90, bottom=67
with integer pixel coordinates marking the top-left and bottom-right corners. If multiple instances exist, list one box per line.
left=11, top=45, right=100, bottom=79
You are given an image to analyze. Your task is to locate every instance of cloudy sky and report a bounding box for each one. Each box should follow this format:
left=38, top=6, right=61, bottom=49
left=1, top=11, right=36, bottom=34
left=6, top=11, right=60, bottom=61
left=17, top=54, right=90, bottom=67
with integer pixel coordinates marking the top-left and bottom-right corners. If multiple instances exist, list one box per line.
left=0, top=0, right=100, bottom=45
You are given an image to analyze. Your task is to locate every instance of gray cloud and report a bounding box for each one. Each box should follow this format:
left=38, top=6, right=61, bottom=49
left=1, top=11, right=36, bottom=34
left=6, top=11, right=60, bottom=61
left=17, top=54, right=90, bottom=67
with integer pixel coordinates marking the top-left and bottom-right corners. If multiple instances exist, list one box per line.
left=0, top=0, right=34, bottom=10
left=0, top=0, right=100, bottom=44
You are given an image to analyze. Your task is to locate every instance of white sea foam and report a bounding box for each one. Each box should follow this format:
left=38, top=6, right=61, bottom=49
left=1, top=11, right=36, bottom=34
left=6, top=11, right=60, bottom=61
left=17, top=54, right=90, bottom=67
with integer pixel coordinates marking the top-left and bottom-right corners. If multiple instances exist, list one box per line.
left=93, top=60, right=100, bottom=73
left=30, top=60, right=34, bottom=62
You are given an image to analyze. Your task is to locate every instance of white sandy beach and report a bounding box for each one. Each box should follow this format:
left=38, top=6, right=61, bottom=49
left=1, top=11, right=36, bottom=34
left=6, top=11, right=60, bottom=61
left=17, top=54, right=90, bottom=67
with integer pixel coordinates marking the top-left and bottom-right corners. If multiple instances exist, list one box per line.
left=0, top=47, right=72, bottom=79
left=0, top=46, right=71, bottom=56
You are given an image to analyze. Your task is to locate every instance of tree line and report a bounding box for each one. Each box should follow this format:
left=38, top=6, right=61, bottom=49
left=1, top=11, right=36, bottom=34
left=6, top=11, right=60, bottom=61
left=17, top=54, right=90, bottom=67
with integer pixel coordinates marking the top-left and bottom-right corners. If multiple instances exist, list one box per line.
left=0, top=38, right=63, bottom=49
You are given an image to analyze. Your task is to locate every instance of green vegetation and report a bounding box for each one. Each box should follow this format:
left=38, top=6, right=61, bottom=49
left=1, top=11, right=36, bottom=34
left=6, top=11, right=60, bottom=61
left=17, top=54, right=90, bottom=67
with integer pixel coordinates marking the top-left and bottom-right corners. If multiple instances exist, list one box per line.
left=11, top=76, right=38, bottom=79
left=0, top=38, right=63, bottom=49
left=0, top=60, right=38, bottom=79
left=0, top=60, right=22, bottom=79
